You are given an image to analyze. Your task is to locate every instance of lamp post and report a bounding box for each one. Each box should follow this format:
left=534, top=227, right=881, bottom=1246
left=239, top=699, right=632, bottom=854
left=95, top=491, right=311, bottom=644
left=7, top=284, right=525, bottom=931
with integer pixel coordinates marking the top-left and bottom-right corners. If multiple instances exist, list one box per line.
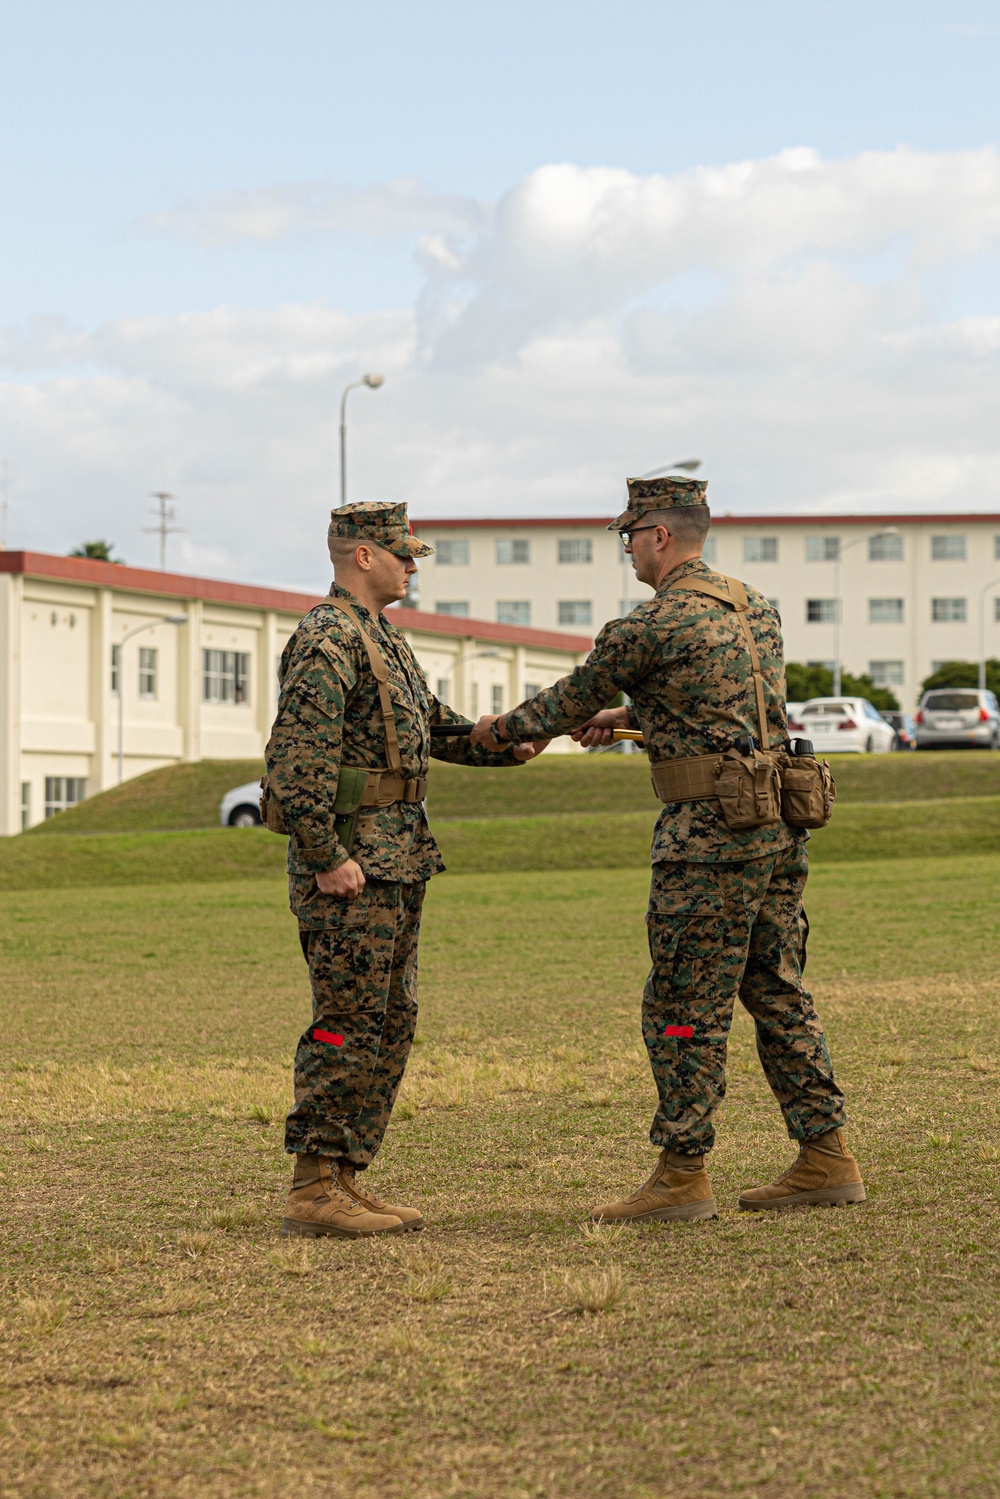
left=339, top=374, right=384, bottom=505
left=116, top=616, right=188, bottom=784
left=978, top=577, right=1000, bottom=692
left=832, top=529, right=900, bottom=697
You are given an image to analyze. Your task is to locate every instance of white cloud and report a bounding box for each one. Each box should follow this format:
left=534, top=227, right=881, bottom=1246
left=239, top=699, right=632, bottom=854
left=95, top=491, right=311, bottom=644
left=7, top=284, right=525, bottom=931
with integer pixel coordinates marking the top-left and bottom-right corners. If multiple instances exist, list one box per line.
left=138, top=177, right=486, bottom=244
left=3, top=147, right=1000, bottom=587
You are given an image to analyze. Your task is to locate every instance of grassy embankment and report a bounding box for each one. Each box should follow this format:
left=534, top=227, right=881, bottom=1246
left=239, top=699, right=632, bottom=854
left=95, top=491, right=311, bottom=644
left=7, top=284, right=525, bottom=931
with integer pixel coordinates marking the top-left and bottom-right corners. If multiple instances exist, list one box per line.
left=6, top=750, right=1000, bottom=890
left=1, top=751, right=998, bottom=1494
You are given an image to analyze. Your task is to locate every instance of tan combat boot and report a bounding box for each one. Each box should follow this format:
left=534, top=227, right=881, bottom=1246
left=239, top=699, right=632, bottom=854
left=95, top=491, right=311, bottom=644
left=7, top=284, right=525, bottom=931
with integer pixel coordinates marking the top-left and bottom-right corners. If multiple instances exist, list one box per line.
left=337, top=1163, right=425, bottom=1232
left=282, top=1155, right=405, bottom=1238
left=738, top=1128, right=866, bottom=1212
left=591, top=1149, right=717, bottom=1224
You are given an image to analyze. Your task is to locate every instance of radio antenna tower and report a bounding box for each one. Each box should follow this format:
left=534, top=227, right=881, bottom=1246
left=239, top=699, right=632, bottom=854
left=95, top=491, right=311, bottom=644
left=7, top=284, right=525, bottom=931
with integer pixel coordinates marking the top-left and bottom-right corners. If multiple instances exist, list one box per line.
left=144, top=491, right=186, bottom=570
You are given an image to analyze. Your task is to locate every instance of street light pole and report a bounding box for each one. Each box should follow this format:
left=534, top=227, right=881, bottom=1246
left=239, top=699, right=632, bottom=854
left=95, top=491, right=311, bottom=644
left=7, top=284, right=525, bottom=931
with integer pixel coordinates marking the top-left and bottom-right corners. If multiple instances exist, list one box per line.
left=832, top=529, right=900, bottom=697
left=339, top=374, right=385, bottom=505
left=978, top=577, right=1000, bottom=692
left=116, top=615, right=188, bottom=784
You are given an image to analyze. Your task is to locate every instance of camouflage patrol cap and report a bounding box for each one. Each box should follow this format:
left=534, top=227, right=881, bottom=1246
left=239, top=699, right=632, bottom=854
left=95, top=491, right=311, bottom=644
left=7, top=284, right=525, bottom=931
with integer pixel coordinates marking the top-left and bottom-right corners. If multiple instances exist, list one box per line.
left=608, top=475, right=709, bottom=533
left=328, top=500, right=434, bottom=559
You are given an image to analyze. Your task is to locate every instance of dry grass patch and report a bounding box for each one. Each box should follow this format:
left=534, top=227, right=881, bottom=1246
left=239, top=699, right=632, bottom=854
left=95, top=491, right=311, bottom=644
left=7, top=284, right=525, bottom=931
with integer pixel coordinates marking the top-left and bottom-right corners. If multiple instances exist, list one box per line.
left=558, top=1263, right=626, bottom=1315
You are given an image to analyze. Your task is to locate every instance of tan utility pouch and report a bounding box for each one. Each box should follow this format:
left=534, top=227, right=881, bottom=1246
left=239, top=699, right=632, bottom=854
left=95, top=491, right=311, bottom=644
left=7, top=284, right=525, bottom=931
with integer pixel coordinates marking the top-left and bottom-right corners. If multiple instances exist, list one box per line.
left=663, top=574, right=783, bottom=832
left=777, top=752, right=836, bottom=829
left=713, top=747, right=783, bottom=830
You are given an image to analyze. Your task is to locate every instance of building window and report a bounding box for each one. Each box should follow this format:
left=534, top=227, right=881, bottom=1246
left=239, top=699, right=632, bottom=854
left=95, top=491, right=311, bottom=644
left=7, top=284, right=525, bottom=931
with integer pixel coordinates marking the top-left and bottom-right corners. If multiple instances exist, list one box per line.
left=931, top=535, right=966, bottom=561
left=995, top=536, right=1000, bottom=561
left=436, top=539, right=469, bottom=566
left=470, top=683, right=479, bottom=716
left=524, top=682, right=542, bottom=698
left=44, top=777, right=87, bottom=819
left=870, top=533, right=904, bottom=562
left=702, top=535, right=717, bottom=564
left=558, top=600, right=592, bottom=626
left=805, top=535, right=840, bottom=562
left=138, top=647, right=157, bottom=698
left=869, top=598, right=904, bottom=624
left=496, top=538, right=530, bottom=565
left=434, top=601, right=470, bottom=617
left=744, top=536, right=778, bottom=563
left=806, top=599, right=837, bottom=623
left=436, top=677, right=450, bottom=700
left=110, top=644, right=121, bottom=694
left=497, top=601, right=531, bottom=626
left=869, top=660, right=905, bottom=687
left=21, top=782, right=31, bottom=831
left=558, top=538, right=592, bottom=564
left=995, top=598, right=1000, bottom=623
left=931, top=597, right=967, bottom=623
left=491, top=684, right=504, bottom=714
left=202, top=649, right=251, bottom=703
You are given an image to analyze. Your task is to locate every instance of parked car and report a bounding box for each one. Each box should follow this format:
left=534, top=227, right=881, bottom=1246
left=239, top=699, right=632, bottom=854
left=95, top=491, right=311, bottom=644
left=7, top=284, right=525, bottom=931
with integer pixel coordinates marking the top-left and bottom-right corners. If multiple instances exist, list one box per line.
left=220, top=780, right=262, bottom=827
left=787, top=697, right=897, bottom=754
left=786, top=701, right=804, bottom=725
left=881, top=711, right=917, bottom=751
left=914, top=688, right=1000, bottom=750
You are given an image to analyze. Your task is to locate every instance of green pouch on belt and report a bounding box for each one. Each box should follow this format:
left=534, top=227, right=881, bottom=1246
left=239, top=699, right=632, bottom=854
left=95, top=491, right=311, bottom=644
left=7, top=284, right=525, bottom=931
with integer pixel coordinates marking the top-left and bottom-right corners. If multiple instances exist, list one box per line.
left=333, top=766, right=369, bottom=856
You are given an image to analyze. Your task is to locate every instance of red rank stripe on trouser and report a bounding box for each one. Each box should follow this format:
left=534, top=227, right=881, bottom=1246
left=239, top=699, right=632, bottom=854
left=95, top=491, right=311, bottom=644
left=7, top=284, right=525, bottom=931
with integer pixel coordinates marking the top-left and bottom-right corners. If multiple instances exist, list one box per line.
left=664, top=1025, right=695, bottom=1038
left=313, top=1029, right=344, bottom=1047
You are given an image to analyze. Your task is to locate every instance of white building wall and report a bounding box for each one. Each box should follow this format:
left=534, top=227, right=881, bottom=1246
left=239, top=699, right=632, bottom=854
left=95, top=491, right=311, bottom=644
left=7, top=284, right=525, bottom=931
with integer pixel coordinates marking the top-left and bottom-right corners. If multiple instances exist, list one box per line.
left=414, top=515, right=1000, bottom=712
left=0, top=559, right=589, bottom=834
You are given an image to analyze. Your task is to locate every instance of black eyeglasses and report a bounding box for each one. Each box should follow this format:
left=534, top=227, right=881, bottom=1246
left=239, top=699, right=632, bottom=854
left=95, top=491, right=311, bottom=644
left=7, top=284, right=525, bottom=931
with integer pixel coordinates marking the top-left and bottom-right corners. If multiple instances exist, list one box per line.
left=620, top=526, right=661, bottom=545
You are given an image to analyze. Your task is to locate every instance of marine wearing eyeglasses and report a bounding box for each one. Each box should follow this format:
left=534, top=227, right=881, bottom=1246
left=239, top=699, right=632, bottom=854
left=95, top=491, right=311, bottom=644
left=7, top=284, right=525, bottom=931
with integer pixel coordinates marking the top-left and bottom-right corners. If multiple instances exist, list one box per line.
left=469, top=475, right=864, bottom=1222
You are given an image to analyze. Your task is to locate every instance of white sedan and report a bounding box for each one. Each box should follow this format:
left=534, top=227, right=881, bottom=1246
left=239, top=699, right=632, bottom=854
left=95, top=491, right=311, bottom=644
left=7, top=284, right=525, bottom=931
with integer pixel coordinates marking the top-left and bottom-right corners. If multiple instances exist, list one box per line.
left=788, top=697, right=896, bottom=754
left=220, top=780, right=263, bottom=827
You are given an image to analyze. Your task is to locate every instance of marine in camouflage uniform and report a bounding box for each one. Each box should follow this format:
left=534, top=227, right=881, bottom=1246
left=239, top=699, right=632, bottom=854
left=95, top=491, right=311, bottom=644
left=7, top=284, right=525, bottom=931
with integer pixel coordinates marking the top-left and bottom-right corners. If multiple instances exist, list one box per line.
left=267, top=501, right=529, bottom=1237
left=476, top=476, right=864, bottom=1220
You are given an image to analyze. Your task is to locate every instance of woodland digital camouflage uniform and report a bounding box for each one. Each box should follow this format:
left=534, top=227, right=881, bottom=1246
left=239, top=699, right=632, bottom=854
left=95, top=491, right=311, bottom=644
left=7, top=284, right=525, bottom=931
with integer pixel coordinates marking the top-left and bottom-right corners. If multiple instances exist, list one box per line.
left=503, top=555, right=846, bottom=1154
left=266, top=581, right=518, bottom=1165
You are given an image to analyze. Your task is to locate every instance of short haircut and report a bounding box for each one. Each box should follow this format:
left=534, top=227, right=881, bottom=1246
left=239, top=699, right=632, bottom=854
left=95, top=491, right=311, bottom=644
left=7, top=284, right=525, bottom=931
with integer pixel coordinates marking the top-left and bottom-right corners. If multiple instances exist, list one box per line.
left=329, top=535, right=372, bottom=568
left=643, top=506, right=712, bottom=550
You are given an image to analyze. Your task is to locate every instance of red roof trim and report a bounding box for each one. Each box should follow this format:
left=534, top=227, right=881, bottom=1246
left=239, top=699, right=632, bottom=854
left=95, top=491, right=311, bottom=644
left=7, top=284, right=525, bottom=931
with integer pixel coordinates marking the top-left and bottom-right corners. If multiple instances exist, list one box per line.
left=412, top=513, right=1000, bottom=530
left=0, top=550, right=589, bottom=653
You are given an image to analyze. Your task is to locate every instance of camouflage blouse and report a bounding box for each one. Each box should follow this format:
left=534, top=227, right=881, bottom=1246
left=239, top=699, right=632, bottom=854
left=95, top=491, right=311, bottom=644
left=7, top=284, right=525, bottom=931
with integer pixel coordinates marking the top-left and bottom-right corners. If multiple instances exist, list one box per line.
left=265, top=583, right=519, bottom=884
left=503, top=559, right=804, bottom=864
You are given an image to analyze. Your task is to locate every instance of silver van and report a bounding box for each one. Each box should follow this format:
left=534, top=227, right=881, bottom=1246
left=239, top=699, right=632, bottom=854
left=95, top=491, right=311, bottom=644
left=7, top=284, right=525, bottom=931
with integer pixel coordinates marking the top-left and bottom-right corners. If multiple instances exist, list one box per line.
left=915, top=688, right=1000, bottom=750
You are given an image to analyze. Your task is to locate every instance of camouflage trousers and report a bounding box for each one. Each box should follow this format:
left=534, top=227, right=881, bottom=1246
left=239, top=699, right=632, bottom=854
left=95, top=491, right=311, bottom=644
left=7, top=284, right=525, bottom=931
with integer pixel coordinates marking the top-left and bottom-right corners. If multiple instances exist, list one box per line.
left=643, top=845, right=845, bottom=1154
left=284, top=879, right=424, bottom=1166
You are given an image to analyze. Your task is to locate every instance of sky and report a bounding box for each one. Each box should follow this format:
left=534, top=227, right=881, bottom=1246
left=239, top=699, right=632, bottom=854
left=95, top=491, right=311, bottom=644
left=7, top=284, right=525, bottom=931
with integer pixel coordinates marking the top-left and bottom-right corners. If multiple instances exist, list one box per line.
left=1, top=0, right=999, bottom=590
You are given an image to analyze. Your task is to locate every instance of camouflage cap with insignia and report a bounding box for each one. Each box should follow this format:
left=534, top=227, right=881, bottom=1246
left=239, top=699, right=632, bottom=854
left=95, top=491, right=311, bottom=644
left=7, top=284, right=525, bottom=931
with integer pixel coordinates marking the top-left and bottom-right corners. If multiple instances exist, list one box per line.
left=608, top=475, right=709, bottom=533
left=328, top=500, right=434, bottom=559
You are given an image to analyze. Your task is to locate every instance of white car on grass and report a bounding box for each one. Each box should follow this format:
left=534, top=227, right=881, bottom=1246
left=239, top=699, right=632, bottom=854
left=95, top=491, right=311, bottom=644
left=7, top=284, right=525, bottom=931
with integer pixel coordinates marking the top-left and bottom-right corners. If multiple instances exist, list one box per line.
left=787, top=697, right=896, bottom=754
left=220, top=781, right=263, bottom=827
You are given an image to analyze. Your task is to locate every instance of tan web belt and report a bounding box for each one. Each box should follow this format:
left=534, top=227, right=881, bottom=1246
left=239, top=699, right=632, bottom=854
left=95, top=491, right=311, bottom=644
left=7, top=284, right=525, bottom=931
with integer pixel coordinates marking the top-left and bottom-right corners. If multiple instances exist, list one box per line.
left=356, top=770, right=428, bottom=809
left=649, top=753, right=725, bottom=804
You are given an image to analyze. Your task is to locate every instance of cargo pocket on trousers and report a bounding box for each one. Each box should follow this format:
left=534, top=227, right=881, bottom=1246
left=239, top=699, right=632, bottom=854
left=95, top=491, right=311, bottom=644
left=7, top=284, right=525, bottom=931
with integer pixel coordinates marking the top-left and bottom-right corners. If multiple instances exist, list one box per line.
left=645, top=885, right=725, bottom=1004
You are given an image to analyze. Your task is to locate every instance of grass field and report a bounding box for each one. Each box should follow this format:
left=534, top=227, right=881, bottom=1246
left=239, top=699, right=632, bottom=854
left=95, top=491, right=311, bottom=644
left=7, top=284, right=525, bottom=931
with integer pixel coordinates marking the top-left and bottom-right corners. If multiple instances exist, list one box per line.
left=2, top=776, right=999, bottom=1495
left=25, top=748, right=1000, bottom=835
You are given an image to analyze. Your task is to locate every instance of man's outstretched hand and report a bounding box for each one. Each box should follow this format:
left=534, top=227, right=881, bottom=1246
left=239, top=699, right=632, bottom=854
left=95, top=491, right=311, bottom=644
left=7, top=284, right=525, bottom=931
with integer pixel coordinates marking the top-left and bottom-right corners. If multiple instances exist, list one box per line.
left=469, top=714, right=550, bottom=761
left=570, top=707, right=632, bottom=748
